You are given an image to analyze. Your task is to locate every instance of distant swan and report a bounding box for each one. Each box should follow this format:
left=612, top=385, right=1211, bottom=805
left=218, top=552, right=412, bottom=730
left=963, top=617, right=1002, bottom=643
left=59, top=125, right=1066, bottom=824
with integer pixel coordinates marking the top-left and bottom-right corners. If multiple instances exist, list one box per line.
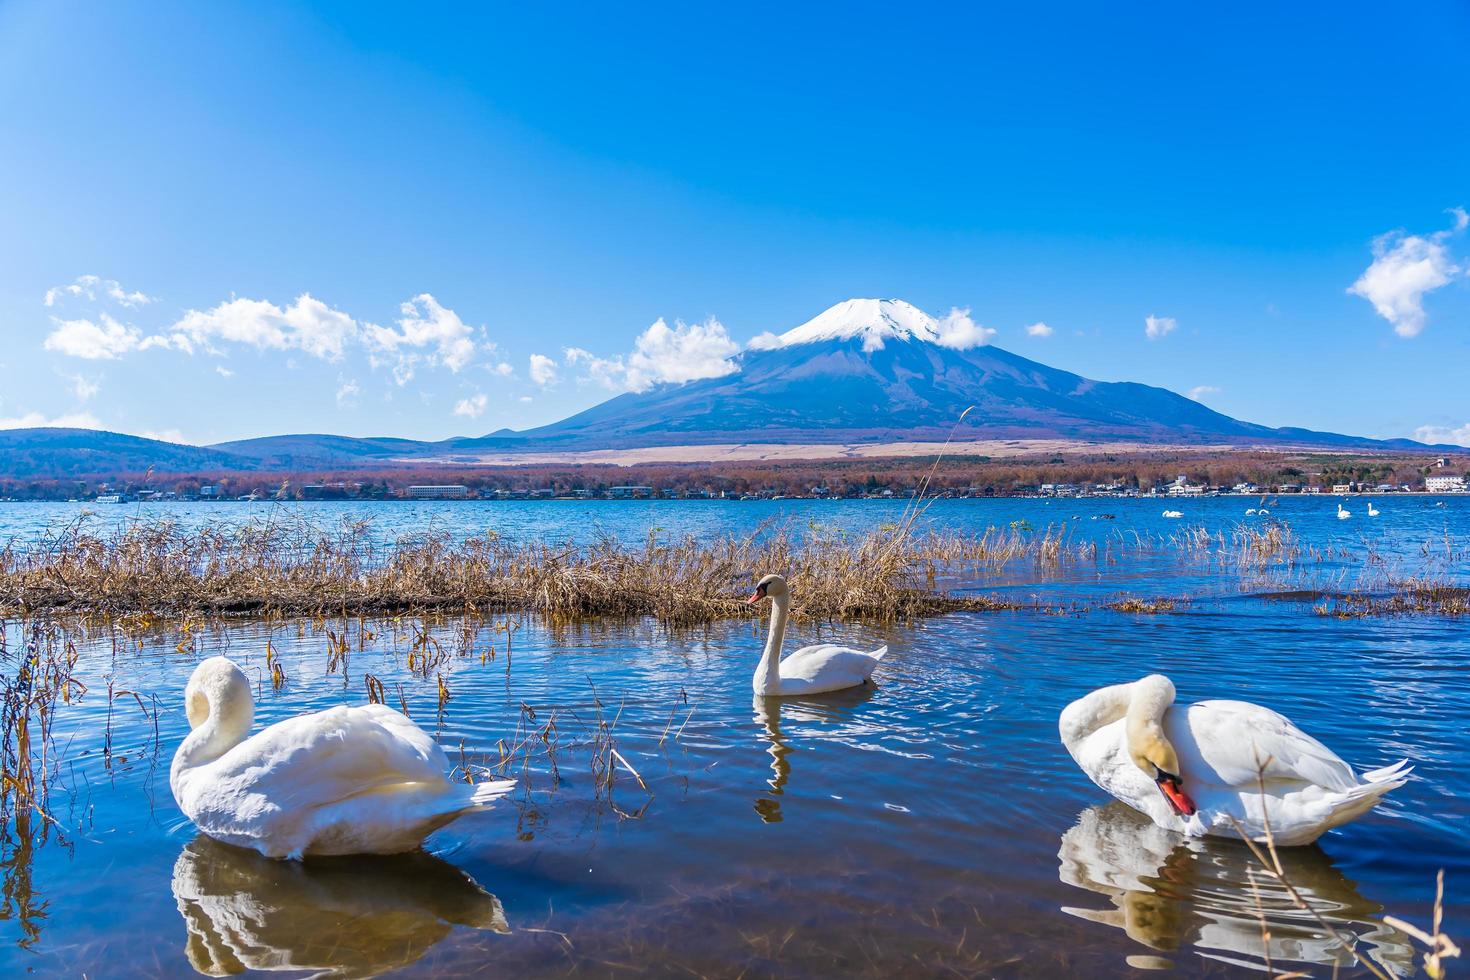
left=1245, top=508, right=1256, bottom=515
left=1059, top=674, right=1409, bottom=846
left=1367, top=502, right=1380, bottom=517
left=747, top=574, right=886, bottom=696
left=1337, top=503, right=1351, bottom=520
left=1161, top=510, right=1183, bottom=519
left=171, top=657, right=516, bottom=858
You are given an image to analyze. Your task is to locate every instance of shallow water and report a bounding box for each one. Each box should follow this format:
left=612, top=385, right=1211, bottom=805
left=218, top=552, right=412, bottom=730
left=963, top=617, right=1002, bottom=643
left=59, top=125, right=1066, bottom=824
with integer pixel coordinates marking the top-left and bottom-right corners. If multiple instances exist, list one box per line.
left=1, top=498, right=1467, bottom=977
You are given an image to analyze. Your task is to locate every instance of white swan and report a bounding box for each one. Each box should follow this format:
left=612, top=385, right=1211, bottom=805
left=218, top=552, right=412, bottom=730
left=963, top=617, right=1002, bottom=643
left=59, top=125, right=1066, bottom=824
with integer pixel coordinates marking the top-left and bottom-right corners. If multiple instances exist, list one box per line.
left=1161, top=510, right=1183, bottom=519
left=747, top=574, right=886, bottom=696
left=1058, top=675, right=1409, bottom=846
left=1337, top=503, right=1351, bottom=520
left=1367, top=502, right=1380, bottom=517
left=170, top=657, right=516, bottom=858
left=1244, top=508, right=1256, bottom=515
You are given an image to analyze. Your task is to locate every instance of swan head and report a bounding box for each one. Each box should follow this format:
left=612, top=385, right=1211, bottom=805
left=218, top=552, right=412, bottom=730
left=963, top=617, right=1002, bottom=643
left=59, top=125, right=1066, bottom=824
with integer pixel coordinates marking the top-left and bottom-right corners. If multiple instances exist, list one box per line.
left=746, top=573, right=789, bottom=604
left=1125, top=675, right=1196, bottom=818
left=184, top=656, right=254, bottom=742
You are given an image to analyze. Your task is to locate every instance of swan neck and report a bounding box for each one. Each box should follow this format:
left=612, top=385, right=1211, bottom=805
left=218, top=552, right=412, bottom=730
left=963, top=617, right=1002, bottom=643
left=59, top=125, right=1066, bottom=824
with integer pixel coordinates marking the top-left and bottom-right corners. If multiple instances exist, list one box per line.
left=754, top=594, right=789, bottom=694
left=170, top=683, right=252, bottom=784
left=1059, top=681, right=1133, bottom=751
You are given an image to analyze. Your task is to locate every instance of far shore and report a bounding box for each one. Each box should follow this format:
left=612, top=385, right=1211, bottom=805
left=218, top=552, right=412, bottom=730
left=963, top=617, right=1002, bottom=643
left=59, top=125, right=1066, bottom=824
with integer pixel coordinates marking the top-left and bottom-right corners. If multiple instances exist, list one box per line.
left=407, top=438, right=1348, bottom=467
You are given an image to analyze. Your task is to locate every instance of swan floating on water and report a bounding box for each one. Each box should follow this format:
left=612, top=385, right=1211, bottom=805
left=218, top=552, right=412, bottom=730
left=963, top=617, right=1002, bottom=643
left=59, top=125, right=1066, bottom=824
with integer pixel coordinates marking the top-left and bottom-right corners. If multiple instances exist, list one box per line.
left=1161, top=510, right=1183, bottom=519
left=1058, top=674, right=1409, bottom=846
left=1337, top=503, right=1352, bottom=520
left=1367, top=502, right=1380, bottom=517
left=170, top=656, right=516, bottom=858
left=747, top=574, right=886, bottom=696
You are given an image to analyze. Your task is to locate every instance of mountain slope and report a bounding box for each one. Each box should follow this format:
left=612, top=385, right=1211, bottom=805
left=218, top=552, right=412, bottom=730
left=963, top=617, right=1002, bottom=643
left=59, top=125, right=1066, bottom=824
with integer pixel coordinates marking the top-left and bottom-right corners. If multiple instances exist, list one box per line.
left=0, top=428, right=254, bottom=479
left=462, top=299, right=1417, bottom=450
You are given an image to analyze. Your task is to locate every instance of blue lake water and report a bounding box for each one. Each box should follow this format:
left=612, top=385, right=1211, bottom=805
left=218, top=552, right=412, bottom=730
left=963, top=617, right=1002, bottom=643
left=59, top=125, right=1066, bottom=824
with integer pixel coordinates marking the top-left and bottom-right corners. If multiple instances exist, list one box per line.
left=0, top=496, right=1466, bottom=976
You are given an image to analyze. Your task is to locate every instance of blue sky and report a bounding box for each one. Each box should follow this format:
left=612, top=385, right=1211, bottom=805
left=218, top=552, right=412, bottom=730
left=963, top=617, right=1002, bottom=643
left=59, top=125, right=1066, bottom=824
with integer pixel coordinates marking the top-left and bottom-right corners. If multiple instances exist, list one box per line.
left=1, top=1, right=1467, bottom=446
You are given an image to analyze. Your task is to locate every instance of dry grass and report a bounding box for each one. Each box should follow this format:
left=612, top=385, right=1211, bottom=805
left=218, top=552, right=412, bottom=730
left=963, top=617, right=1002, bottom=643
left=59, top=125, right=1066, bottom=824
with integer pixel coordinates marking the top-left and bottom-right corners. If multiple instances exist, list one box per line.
left=1105, top=596, right=1183, bottom=614
left=0, top=516, right=1056, bottom=623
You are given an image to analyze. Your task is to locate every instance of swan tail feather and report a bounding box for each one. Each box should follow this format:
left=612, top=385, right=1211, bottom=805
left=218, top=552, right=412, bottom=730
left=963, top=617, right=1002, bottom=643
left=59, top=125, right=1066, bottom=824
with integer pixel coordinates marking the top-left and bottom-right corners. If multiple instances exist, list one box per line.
left=1361, top=759, right=1412, bottom=784
left=869, top=645, right=889, bottom=661
left=463, top=778, right=518, bottom=809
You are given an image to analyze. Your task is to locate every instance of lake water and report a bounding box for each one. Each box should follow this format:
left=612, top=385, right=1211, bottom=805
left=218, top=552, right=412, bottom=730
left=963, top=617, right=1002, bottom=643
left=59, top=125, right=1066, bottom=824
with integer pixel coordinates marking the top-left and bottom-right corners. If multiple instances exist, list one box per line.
left=1, top=497, right=1467, bottom=977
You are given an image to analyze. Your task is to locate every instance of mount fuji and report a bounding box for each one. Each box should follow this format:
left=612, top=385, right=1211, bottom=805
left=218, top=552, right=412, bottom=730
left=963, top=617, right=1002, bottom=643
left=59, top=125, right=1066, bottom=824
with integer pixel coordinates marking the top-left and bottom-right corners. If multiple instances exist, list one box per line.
left=442, top=299, right=1409, bottom=452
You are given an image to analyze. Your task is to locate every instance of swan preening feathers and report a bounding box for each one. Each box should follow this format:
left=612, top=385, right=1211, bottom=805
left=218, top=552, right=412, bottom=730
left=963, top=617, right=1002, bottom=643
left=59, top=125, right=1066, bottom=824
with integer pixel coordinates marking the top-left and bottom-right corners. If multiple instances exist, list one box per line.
left=171, top=657, right=516, bottom=859
left=747, top=574, right=887, bottom=696
left=1059, top=675, right=1409, bottom=846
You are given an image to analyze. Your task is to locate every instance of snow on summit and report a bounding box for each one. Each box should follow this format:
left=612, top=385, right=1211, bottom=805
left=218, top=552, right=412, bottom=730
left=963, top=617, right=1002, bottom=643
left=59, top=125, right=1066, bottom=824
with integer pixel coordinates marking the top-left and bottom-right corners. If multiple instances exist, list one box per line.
left=777, top=299, right=940, bottom=350
left=767, top=299, right=993, bottom=352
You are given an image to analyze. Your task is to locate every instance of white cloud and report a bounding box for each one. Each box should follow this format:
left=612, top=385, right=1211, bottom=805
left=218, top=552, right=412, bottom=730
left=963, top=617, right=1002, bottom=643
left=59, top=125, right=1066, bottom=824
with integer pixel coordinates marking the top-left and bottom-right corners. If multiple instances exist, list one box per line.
left=1025, top=321, right=1054, bottom=338
left=44, top=275, right=152, bottom=309
left=171, top=293, right=359, bottom=359
left=529, top=353, right=559, bottom=387
left=570, top=317, right=741, bottom=393
left=365, top=293, right=477, bottom=377
left=1144, top=314, right=1177, bottom=340
left=518, top=395, right=533, bottom=403
left=453, top=392, right=489, bottom=418
left=139, top=428, right=187, bottom=444
left=1413, top=422, right=1470, bottom=447
left=1348, top=212, right=1465, bottom=338
left=1187, top=385, right=1221, bottom=401
left=626, top=317, right=740, bottom=390
left=933, top=307, right=996, bottom=350
left=489, top=361, right=514, bottom=377
left=43, top=314, right=146, bottom=359
left=71, top=375, right=100, bottom=402
left=0, top=410, right=101, bottom=430
left=215, top=365, right=234, bottom=378
left=335, top=377, right=361, bottom=408
left=746, top=331, right=783, bottom=351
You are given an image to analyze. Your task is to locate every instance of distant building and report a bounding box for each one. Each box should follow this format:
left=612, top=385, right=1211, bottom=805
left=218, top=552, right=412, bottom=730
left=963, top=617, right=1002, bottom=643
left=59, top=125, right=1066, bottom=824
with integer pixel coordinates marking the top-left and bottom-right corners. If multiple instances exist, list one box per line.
left=199, top=484, right=221, bottom=498
left=607, top=486, right=653, bottom=499
left=301, top=483, right=354, bottom=500
left=1331, top=483, right=1354, bottom=494
left=406, top=485, right=469, bottom=499
left=1425, top=474, right=1466, bottom=493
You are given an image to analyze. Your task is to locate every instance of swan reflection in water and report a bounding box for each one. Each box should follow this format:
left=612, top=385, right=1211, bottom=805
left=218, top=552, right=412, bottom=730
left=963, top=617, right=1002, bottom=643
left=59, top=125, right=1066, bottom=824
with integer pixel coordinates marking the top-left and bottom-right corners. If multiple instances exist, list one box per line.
left=172, top=836, right=509, bottom=978
left=752, top=684, right=875, bottom=823
left=1058, top=802, right=1415, bottom=975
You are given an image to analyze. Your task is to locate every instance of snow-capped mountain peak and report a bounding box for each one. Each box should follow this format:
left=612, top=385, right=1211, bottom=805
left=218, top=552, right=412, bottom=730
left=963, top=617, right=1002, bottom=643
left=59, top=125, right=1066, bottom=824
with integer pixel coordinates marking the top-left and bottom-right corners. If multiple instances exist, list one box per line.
left=776, top=298, right=941, bottom=350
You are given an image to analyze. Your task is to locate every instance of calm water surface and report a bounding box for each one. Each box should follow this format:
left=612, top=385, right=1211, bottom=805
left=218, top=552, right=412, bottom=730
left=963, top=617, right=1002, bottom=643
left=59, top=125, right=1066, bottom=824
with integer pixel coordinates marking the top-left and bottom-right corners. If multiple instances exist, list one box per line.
left=1, top=498, right=1467, bottom=977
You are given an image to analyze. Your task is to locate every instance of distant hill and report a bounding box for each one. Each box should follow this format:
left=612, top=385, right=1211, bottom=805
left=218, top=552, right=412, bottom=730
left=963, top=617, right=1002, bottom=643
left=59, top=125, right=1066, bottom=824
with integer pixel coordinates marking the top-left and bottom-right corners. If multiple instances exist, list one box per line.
left=0, top=428, right=252, bottom=479
left=210, top=433, right=434, bottom=467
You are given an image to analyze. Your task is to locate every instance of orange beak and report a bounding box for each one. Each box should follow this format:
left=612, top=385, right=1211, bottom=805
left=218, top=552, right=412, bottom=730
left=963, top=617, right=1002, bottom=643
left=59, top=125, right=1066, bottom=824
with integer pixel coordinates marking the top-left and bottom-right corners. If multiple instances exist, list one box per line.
left=747, top=585, right=767, bottom=604
left=1156, top=772, right=1197, bottom=817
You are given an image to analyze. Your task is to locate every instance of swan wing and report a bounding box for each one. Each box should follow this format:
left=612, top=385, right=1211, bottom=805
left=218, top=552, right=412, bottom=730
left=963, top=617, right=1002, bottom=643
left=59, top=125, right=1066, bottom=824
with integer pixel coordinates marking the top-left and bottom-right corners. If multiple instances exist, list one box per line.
left=1175, top=700, right=1357, bottom=793
left=193, top=705, right=451, bottom=822
left=781, top=644, right=885, bottom=680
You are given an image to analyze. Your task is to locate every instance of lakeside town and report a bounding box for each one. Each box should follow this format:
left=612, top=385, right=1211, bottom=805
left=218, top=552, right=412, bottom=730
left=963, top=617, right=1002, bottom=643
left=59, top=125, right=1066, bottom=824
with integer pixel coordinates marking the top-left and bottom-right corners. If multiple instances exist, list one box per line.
left=27, top=460, right=1470, bottom=505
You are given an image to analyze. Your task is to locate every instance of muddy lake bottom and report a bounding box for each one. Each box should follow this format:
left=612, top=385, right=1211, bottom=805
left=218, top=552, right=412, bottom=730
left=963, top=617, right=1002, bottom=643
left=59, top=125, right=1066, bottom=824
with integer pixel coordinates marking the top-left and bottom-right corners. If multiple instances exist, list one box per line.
left=1, top=497, right=1468, bottom=977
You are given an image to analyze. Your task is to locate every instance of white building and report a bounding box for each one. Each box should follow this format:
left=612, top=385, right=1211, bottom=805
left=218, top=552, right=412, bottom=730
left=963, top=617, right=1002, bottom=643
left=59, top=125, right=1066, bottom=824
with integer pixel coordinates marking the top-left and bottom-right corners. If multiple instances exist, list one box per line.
left=1425, top=474, right=1466, bottom=493
left=406, top=485, right=470, bottom=499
